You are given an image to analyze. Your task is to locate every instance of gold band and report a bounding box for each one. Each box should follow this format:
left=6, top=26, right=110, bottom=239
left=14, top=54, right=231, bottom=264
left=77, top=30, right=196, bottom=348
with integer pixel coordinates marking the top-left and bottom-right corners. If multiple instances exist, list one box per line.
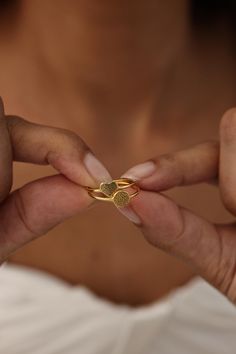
left=85, top=178, right=139, bottom=208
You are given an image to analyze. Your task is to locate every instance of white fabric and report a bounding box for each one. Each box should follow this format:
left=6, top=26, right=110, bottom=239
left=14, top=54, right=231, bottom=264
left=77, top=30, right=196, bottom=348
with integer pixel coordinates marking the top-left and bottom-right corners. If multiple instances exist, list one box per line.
left=0, top=263, right=236, bottom=354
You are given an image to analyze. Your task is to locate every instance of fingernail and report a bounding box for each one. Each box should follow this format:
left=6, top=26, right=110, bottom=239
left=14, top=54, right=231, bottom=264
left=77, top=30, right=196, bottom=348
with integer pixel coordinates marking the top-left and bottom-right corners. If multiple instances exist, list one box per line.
left=122, top=161, right=156, bottom=181
left=84, top=151, right=112, bottom=182
left=118, top=206, right=141, bottom=225
left=0, top=97, right=4, bottom=115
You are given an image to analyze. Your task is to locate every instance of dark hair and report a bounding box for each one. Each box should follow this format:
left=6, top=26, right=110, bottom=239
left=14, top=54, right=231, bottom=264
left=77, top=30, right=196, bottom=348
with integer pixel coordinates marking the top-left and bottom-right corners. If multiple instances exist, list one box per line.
left=0, top=0, right=14, bottom=9
left=191, top=0, right=236, bottom=29
left=0, top=0, right=236, bottom=30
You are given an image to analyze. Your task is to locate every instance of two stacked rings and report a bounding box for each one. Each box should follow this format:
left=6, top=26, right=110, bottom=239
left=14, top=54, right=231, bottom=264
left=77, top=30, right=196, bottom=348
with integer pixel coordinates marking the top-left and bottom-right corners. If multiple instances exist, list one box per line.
left=85, top=178, right=139, bottom=208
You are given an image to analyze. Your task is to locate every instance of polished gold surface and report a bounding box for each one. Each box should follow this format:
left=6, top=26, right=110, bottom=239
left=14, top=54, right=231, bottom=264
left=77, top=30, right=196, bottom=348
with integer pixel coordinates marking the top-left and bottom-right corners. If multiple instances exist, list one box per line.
left=85, top=178, right=139, bottom=208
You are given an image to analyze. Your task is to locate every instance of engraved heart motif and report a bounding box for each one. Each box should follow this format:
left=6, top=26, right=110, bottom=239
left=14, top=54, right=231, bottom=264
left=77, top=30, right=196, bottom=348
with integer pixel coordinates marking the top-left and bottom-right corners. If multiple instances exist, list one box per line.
left=100, top=181, right=118, bottom=197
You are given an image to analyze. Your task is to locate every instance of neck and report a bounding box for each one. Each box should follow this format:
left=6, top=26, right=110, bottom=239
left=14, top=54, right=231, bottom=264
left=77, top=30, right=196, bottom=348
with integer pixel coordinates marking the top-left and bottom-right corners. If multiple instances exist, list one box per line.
left=1, top=0, right=190, bottom=136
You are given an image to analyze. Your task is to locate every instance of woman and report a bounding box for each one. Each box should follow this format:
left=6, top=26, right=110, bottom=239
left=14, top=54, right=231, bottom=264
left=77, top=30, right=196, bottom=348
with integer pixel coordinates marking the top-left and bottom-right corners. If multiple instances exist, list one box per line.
left=0, top=0, right=236, bottom=353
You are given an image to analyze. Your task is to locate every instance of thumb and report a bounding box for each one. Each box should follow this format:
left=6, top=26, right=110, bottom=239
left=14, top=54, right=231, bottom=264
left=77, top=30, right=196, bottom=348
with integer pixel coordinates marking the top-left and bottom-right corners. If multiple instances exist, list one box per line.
left=0, top=174, right=93, bottom=262
left=119, top=189, right=236, bottom=303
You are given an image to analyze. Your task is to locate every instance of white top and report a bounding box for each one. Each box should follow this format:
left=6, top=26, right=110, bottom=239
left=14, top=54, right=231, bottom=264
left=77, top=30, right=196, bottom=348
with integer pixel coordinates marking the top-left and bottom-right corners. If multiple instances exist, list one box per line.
left=0, top=263, right=236, bottom=354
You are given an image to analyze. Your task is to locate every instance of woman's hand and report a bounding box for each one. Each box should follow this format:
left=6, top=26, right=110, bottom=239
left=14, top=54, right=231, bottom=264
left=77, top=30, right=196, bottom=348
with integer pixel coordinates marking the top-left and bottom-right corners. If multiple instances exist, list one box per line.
left=0, top=98, right=111, bottom=264
left=121, top=108, right=236, bottom=304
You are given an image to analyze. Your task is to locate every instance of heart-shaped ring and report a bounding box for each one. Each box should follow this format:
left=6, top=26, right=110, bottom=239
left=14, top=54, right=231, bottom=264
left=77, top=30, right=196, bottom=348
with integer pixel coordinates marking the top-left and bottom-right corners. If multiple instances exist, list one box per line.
left=100, top=181, right=118, bottom=197
left=85, top=178, right=139, bottom=207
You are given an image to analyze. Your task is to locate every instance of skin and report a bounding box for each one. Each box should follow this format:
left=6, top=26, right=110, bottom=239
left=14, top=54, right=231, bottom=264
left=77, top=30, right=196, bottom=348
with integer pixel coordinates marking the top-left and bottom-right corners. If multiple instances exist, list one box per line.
left=2, top=104, right=236, bottom=304
left=0, top=0, right=236, bottom=305
left=125, top=128, right=236, bottom=304
left=0, top=99, right=103, bottom=260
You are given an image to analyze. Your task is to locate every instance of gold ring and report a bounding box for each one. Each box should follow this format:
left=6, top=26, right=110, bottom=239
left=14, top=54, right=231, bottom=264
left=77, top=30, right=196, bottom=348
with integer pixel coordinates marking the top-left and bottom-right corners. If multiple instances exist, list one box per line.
left=85, top=178, right=139, bottom=208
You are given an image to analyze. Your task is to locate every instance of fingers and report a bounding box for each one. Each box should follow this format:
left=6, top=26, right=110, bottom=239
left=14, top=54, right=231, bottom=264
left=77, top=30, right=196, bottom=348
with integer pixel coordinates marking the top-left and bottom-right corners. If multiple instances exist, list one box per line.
left=119, top=109, right=236, bottom=302
left=0, top=174, right=92, bottom=262
left=7, top=115, right=111, bottom=188
left=0, top=99, right=12, bottom=202
left=122, top=141, right=219, bottom=191
left=121, top=190, right=236, bottom=302
left=0, top=112, right=112, bottom=261
left=220, top=108, right=236, bottom=214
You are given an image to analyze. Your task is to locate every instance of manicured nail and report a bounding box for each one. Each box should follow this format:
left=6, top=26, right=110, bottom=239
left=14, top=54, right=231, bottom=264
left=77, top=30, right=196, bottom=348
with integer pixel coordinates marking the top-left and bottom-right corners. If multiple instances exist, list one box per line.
left=122, top=161, right=156, bottom=181
left=118, top=206, right=141, bottom=225
left=84, top=151, right=112, bottom=182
